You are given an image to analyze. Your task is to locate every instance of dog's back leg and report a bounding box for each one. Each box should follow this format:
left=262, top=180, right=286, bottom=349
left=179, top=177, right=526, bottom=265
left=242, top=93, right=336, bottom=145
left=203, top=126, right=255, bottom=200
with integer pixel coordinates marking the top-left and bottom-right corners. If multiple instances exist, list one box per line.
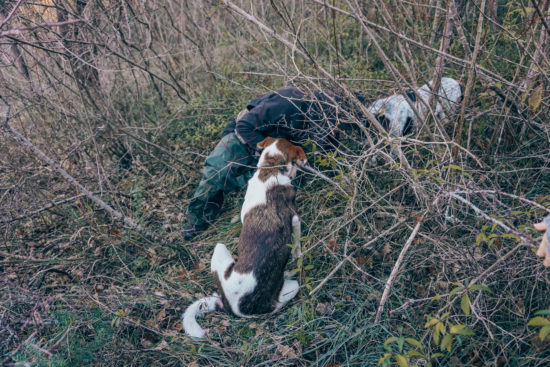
left=211, top=242, right=234, bottom=274
left=274, top=279, right=299, bottom=312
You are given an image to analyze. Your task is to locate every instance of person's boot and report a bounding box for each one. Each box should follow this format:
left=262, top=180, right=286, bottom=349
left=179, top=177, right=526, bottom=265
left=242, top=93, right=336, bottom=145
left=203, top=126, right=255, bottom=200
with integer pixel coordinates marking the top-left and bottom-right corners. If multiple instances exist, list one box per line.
left=183, top=221, right=209, bottom=241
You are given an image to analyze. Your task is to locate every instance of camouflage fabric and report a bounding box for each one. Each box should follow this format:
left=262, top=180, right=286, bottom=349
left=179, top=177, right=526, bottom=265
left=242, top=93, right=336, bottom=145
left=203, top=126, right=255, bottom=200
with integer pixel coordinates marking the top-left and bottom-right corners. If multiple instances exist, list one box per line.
left=186, top=132, right=257, bottom=231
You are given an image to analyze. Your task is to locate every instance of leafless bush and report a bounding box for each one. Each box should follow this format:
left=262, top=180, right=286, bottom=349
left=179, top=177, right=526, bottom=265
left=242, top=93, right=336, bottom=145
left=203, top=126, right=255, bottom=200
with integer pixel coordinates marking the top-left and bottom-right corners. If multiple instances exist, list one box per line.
left=1, top=0, right=549, bottom=365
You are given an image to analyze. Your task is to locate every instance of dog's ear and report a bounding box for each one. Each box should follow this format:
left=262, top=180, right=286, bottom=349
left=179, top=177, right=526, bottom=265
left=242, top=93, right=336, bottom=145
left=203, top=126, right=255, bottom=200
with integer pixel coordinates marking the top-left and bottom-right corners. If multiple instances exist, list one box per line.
left=376, top=113, right=391, bottom=131
left=257, top=137, right=276, bottom=151
left=289, top=145, right=307, bottom=166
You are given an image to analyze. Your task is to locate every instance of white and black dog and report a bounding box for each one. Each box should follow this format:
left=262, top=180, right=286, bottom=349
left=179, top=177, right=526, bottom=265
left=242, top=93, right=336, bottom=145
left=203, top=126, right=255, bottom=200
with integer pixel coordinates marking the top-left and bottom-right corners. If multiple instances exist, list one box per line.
left=183, top=137, right=306, bottom=338
left=368, top=77, right=462, bottom=138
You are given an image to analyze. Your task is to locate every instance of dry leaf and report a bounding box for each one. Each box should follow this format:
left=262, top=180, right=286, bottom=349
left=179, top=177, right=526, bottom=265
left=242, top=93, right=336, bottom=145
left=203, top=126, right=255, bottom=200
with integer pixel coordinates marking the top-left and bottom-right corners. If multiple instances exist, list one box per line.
left=277, top=344, right=297, bottom=359
left=528, top=84, right=543, bottom=113
left=315, top=302, right=328, bottom=314
left=155, top=340, right=168, bottom=350
left=145, top=318, right=158, bottom=328
left=382, top=243, right=392, bottom=254
left=157, top=308, right=166, bottom=321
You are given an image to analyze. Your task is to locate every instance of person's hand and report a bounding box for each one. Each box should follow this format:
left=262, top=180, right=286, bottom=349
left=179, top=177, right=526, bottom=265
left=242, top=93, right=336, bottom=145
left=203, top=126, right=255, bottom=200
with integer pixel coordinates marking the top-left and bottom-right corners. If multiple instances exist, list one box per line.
left=534, top=219, right=550, bottom=267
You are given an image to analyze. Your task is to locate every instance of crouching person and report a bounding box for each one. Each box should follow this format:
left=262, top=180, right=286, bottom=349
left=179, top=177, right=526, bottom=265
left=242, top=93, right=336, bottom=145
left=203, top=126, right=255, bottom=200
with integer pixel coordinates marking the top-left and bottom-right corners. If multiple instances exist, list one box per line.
left=534, top=216, right=550, bottom=267
left=183, top=87, right=367, bottom=240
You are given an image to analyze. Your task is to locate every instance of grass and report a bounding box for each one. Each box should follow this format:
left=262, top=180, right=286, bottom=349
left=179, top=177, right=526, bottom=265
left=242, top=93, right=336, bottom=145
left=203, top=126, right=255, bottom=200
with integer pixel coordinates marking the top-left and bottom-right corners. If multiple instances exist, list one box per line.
left=1, top=0, right=550, bottom=366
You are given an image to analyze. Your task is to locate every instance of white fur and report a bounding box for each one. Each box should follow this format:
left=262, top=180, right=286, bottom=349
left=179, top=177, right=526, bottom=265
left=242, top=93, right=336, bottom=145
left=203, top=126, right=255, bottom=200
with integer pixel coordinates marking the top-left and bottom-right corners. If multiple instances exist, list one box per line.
left=211, top=243, right=257, bottom=317
left=274, top=279, right=300, bottom=311
left=240, top=156, right=293, bottom=223
left=368, top=77, right=462, bottom=137
left=182, top=295, right=221, bottom=338
left=211, top=242, right=234, bottom=274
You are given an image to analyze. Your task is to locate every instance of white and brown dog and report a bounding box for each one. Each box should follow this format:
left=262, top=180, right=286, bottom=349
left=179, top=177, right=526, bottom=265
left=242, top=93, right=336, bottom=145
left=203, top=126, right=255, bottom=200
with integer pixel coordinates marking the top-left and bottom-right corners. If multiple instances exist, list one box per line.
left=183, top=137, right=306, bottom=338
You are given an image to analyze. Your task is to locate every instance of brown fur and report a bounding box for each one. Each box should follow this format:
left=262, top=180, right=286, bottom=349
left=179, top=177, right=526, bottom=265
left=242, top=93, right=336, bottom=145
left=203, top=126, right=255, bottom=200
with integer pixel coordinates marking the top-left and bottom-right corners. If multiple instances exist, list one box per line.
left=256, top=138, right=306, bottom=182
left=216, top=137, right=303, bottom=315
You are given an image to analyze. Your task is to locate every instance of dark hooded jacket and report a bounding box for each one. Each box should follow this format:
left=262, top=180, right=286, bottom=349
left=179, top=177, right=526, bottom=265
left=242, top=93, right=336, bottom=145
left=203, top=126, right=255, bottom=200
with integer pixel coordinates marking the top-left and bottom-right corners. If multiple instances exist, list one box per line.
left=222, top=87, right=366, bottom=153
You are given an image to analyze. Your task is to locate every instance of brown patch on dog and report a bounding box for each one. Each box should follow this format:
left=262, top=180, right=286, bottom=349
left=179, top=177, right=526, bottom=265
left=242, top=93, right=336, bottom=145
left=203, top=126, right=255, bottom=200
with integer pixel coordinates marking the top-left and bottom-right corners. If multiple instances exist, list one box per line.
left=224, top=262, right=235, bottom=280
left=288, top=145, right=307, bottom=165
left=212, top=271, right=230, bottom=313
left=258, top=154, right=286, bottom=181
left=256, top=137, right=277, bottom=151
left=256, top=138, right=307, bottom=182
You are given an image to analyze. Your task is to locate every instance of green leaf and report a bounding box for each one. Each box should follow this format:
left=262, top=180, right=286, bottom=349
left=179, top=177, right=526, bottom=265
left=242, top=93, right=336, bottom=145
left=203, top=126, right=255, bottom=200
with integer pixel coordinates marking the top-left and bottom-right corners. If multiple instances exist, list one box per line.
left=527, top=317, right=550, bottom=326
left=378, top=353, right=392, bottom=366
left=539, top=325, right=550, bottom=341
left=475, top=233, right=486, bottom=246
left=303, top=264, right=314, bottom=270
left=424, top=317, right=439, bottom=328
left=395, top=354, right=409, bottom=367
left=461, top=294, right=471, bottom=315
left=436, top=322, right=446, bottom=336
left=384, top=336, right=399, bottom=350
left=440, top=334, right=452, bottom=353
left=468, top=284, right=492, bottom=293
left=455, top=327, right=475, bottom=336
left=404, top=337, right=424, bottom=350
left=430, top=353, right=445, bottom=358
left=534, top=310, right=550, bottom=316
left=449, top=324, right=466, bottom=334
left=433, top=322, right=446, bottom=346
left=501, top=233, right=520, bottom=241
left=407, top=350, right=425, bottom=357
left=442, top=164, right=463, bottom=171
left=449, top=286, right=465, bottom=298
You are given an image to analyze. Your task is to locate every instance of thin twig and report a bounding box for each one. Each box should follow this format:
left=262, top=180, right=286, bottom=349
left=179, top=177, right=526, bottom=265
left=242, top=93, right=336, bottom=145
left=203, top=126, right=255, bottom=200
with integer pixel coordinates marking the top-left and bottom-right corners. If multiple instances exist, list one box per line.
left=374, top=218, right=422, bottom=324
left=452, top=189, right=550, bottom=214
left=449, top=191, right=538, bottom=247
left=453, top=0, right=487, bottom=161
left=0, top=193, right=89, bottom=225
left=0, top=0, right=23, bottom=30
left=0, top=20, right=86, bottom=37
left=309, top=220, right=405, bottom=296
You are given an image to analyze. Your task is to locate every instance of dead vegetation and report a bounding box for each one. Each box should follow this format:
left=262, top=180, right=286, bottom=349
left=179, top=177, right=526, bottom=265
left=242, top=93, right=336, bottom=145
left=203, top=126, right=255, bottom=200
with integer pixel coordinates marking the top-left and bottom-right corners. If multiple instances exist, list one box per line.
left=1, top=0, right=549, bottom=366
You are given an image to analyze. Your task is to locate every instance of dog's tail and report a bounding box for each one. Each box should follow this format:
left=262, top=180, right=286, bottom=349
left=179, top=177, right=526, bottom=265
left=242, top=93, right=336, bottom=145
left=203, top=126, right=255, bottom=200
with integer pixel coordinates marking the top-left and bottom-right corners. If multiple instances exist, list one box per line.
left=182, top=293, right=222, bottom=338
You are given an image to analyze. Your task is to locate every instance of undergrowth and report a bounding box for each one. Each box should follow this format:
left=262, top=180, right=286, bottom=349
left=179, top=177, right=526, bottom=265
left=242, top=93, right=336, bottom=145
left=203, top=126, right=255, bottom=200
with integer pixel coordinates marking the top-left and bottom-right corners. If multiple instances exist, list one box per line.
left=1, top=0, right=549, bottom=366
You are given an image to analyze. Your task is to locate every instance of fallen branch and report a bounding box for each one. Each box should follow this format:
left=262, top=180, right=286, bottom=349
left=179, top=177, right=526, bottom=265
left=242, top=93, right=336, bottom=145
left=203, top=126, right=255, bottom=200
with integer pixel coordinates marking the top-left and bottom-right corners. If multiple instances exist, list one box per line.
left=0, top=193, right=89, bottom=225
left=309, top=219, right=405, bottom=296
left=374, top=218, right=422, bottom=324
left=449, top=191, right=537, bottom=246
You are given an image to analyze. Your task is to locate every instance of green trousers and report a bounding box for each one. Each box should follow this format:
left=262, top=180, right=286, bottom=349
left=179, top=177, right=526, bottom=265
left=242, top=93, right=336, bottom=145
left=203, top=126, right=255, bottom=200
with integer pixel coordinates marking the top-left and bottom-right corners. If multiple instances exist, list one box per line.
left=186, top=133, right=256, bottom=230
